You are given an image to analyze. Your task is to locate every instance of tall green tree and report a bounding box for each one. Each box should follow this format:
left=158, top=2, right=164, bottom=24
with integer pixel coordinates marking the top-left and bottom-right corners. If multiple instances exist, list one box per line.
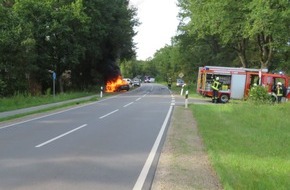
left=0, top=0, right=35, bottom=95
left=244, top=0, right=290, bottom=69
left=11, top=0, right=89, bottom=93
left=178, top=0, right=290, bottom=70
left=0, top=0, right=137, bottom=96
left=81, top=0, right=138, bottom=85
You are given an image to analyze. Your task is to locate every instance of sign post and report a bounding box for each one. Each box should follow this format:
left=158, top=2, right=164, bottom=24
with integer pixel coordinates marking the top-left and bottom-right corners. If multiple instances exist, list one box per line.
left=52, top=72, right=56, bottom=98
left=185, top=90, right=189, bottom=108
left=179, top=72, right=185, bottom=95
left=100, top=86, right=103, bottom=98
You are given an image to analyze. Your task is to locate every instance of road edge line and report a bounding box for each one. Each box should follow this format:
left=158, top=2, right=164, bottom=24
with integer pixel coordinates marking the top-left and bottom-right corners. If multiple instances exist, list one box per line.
left=133, top=105, right=173, bottom=190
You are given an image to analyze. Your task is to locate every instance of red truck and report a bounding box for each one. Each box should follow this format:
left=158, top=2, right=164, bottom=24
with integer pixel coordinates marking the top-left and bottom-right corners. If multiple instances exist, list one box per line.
left=197, top=66, right=290, bottom=103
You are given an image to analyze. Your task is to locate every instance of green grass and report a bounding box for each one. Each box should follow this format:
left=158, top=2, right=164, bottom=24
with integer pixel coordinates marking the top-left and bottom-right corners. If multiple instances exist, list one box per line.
left=0, top=92, right=96, bottom=112
left=191, top=102, right=290, bottom=190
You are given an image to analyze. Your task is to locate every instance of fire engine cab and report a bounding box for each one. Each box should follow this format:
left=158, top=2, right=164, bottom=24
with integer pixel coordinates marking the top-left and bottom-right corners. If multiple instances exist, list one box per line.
left=197, top=66, right=290, bottom=103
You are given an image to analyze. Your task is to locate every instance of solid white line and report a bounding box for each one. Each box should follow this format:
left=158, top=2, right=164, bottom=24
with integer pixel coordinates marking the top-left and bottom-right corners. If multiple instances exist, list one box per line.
left=136, top=98, right=142, bottom=101
left=99, top=109, right=119, bottom=119
left=124, top=102, right=134, bottom=107
left=133, top=105, right=173, bottom=190
left=35, top=124, right=87, bottom=148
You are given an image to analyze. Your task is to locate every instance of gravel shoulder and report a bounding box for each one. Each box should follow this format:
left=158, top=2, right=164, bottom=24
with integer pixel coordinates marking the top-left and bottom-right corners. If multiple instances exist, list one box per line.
left=151, top=106, right=222, bottom=190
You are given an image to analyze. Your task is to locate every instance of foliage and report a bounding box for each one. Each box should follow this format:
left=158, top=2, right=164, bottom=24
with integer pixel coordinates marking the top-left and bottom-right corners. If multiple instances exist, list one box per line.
left=178, top=0, right=290, bottom=69
left=248, top=85, right=272, bottom=104
left=0, top=0, right=138, bottom=96
left=192, top=103, right=290, bottom=189
left=120, top=59, right=143, bottom=79
left=135, top=0, right=290, bottom=85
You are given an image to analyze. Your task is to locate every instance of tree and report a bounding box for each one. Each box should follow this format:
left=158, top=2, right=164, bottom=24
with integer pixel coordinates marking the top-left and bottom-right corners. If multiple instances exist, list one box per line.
left=244, top=0, right=290, bottom=69
left=0, top=1, right=36, bottom=95
left=81, top=0, right=138, bottom=85
left=0, top=0, right=138, bottom=96
left=178, top=0, right=290, bottom=70
left=12, top=0, right=90, bottom=93
left=183, top=0, right=252, bottom=67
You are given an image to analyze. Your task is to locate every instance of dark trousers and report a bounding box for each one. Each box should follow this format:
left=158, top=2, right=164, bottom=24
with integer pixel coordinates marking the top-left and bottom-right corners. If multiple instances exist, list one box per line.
left=277, top=96, right=282, bottom=103
left=212, top=90, right=218, bottom=103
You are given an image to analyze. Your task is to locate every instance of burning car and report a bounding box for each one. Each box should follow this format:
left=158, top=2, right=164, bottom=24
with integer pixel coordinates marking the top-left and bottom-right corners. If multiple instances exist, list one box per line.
left=106, top=76, right=130, bottom=92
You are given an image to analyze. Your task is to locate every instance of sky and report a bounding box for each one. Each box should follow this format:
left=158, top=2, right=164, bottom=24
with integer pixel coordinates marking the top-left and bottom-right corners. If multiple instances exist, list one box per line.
left=129, top=0, right=179, bottom=60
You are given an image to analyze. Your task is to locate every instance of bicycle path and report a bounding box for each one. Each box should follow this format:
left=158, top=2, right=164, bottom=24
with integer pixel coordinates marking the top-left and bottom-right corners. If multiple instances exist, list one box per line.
left=0, top=95, right=98, bottom=119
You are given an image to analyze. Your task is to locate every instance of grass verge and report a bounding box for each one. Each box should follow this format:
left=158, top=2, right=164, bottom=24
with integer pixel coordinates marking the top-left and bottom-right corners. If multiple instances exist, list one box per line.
left=0, top=92, right=97, bottom=112
left=191, top=102, right=290, bottom=189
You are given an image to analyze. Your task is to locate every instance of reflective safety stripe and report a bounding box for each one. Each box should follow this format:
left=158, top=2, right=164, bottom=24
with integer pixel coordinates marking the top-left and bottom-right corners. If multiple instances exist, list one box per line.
left=277, top=87, right=283, bottom=96
left=211, top=80, right=220, bottom=91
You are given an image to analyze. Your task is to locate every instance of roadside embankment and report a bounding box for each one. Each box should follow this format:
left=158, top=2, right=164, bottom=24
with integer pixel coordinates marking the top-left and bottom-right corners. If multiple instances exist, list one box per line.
left=151, top=106, right=222, bottom=190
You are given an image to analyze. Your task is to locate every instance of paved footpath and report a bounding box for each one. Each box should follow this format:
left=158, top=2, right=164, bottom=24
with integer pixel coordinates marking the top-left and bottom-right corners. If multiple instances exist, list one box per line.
left=0, top=95, right=97, bottom=119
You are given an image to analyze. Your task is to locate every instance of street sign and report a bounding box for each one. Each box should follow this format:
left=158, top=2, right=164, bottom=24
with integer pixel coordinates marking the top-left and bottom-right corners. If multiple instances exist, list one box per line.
left=52, top=72, right=56, bottom=80
left=178, top=72, right=184, bottom=78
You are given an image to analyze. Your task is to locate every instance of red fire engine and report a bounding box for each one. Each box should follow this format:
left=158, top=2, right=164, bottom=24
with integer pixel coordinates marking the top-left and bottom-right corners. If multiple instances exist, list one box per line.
left=197, top=66, right=290, bottom=103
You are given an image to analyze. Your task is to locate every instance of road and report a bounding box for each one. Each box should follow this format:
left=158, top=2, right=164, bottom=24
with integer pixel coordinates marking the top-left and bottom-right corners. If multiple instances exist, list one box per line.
left=0, top=83, right=174, bottom=190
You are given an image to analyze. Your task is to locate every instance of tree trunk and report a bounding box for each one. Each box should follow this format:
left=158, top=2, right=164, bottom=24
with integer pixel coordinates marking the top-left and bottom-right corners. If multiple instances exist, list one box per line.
left=58, top=77, right=64, bottom=93
left=257, top=32, right=273, bottom=69
left=234, top=38, right=248, bottom=68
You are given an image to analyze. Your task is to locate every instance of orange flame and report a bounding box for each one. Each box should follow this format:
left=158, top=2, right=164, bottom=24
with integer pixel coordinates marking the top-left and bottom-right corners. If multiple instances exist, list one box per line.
left=106, top=76, right=128, bottom=92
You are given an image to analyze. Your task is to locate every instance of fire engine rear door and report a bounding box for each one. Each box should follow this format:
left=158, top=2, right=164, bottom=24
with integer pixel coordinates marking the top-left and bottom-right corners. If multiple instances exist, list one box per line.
left=231, top=74, right=246, bottom=99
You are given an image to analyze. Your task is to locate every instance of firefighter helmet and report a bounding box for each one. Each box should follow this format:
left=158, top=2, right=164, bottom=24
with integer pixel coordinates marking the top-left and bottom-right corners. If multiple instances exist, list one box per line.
left=277, top=82, right=282, bottom=85
left=216, top=77, right=219, bottom=81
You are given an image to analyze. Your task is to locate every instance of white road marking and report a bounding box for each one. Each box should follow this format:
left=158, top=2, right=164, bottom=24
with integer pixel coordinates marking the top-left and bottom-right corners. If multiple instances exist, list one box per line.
left=136, top=97, right=142, bottom=101
left=35, top=124, right=87, bottom=148
left=123, top=102, right=134, bottom=107
left=171, top=96, right=176, bottom=106
left=133, top=105, right=173, bottom=190
left=99, top=109, right=119, bottom=119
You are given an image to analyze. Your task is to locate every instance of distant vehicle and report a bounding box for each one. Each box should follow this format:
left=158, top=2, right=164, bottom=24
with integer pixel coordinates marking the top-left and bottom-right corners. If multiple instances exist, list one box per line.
left=176, top=79, right=185, bottom=87
left=149, top=78, right=155, bottom=83
left=133, top=78, right=141, bottom=86
left=144, top=76, right=150, bottom=83
left=106, top=77, right=130, bottom=92
left=123, top=78, right=132, bottom=85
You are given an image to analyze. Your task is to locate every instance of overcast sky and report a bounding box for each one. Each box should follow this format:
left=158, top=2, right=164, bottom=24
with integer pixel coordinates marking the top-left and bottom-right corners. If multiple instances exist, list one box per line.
left=129, top=0, right=179, bottom=60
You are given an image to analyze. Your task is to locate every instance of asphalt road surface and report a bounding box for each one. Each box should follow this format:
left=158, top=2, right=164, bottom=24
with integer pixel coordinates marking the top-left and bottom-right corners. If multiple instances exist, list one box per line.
left=0, top=83, right=175, bottom=190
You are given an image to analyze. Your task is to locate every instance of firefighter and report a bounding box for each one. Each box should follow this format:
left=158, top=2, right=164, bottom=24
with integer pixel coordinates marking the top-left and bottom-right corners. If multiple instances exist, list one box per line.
left=275, top=82, right=283, bottom=103
left=211, top=77, right=221, bottom=103
left=168, top=77, right=172, bottom=89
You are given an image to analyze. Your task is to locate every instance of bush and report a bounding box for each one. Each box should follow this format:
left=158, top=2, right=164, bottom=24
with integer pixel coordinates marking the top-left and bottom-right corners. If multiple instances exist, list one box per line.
left=248, top=85, right=272, bottom=104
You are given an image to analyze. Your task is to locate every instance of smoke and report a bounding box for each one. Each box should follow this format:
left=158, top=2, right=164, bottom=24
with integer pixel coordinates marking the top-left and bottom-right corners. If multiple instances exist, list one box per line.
left=103, top=59, right=121, bottom=82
